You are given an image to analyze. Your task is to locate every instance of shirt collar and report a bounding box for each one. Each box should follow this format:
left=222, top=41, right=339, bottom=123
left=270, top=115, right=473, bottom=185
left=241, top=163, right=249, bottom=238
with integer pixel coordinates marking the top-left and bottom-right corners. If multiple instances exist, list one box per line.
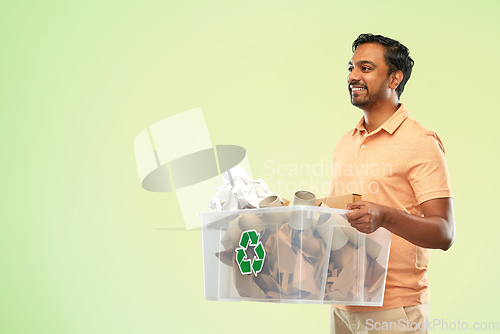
left=352, top=104, right=409, bottom=136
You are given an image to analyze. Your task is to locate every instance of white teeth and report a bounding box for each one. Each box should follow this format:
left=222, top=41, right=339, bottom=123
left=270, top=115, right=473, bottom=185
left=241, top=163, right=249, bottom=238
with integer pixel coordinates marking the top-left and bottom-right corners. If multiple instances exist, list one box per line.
left=351, top=88, right=364, bottom=91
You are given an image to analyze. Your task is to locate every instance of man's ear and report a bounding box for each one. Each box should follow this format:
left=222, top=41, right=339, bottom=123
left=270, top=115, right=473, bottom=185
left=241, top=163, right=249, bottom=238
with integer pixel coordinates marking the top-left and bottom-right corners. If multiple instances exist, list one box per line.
left=390, top=70, right=403, bottom=90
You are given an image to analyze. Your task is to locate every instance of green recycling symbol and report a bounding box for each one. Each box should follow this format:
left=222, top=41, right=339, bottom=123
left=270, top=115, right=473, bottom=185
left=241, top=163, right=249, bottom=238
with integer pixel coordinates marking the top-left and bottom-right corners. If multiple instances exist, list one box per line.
left=235, top=229, right=266, bottom=276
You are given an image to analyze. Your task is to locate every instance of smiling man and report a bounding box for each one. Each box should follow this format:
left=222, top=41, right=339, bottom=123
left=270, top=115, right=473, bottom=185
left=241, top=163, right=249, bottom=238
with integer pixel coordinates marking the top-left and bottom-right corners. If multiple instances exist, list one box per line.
left=328, top=34, right=455, bottom=333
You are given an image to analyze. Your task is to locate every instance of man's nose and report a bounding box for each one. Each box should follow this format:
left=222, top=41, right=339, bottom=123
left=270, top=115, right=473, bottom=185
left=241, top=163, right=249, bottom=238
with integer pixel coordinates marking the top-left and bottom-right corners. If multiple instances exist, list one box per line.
left=347, top=68, right=360, bottom=84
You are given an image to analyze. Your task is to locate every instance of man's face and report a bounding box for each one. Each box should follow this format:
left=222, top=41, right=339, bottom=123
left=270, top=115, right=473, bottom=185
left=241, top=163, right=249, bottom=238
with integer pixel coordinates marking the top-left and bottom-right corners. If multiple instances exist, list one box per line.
left=347, top=43, right=392, bottom=109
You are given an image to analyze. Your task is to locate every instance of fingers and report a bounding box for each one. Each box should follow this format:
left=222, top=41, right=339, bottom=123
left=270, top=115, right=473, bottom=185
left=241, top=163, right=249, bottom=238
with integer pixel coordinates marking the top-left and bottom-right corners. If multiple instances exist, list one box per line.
left=346, top=201, right=366, bottom=210
left=345, top=201, right=383, bottom=234
left=345, top=209, right=366, bottom=221
left=345, top=202, right=370, bottom=220
left=349, top=219, right=373, bottom=234
left=346, top=205, right=373, bottom=233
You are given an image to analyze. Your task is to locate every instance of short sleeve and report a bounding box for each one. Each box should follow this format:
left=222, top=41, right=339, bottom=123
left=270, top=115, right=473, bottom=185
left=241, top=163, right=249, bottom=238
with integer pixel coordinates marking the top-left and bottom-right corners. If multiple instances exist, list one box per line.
left=407, top=132, right=452, bottom=204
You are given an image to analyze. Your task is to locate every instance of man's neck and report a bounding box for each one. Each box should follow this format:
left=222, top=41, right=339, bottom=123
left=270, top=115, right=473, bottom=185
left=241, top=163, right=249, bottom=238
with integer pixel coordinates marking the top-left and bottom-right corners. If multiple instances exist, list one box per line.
left=362, top=101, right=400, bottom=133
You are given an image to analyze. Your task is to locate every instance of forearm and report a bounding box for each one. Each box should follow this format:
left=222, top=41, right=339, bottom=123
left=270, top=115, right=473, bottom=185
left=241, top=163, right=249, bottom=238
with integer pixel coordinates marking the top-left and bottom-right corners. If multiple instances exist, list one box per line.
left=382, top=205, right=454, bottom=250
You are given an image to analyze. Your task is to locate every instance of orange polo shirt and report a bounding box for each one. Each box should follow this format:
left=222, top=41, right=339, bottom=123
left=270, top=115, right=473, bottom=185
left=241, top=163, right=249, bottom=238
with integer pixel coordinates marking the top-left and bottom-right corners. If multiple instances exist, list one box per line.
left=328, top=104, right=452, bottom=311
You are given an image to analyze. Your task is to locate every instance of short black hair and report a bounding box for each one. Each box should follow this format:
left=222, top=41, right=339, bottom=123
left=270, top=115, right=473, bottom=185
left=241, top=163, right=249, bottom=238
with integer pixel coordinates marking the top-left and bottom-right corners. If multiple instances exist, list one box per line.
left=352, top=33, right=414, bottom=98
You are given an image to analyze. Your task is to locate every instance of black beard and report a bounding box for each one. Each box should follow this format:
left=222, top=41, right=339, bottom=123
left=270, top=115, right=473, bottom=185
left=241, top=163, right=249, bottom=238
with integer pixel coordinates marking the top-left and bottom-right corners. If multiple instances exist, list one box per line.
left=350, top=81, right=389, bottom=110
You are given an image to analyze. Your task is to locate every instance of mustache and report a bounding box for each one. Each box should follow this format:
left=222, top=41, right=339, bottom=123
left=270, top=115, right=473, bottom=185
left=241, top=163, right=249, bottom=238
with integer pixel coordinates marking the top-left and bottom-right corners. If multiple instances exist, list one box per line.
left=349, top=81, right=367, bottom=89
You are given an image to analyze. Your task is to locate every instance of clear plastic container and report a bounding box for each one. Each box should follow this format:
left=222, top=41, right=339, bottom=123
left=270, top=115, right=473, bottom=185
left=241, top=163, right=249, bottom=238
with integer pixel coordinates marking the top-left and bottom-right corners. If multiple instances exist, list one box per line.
left=199, top=206, right=391, bottom=306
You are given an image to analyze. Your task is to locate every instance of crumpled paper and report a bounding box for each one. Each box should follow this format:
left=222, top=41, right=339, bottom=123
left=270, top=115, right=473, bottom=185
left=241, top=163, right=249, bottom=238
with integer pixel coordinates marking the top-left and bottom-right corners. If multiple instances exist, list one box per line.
left=208, top=166, right=282, bottom=211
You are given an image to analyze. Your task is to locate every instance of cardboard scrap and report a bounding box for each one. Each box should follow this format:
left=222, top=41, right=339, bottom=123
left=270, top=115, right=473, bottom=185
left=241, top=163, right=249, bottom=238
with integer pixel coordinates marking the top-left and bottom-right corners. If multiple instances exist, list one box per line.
left=365, top=257, right=386, bottom=293
left=330, top=252, right=355, bottom=296
left=254, top=267, right=281, bottom=296
left=331, top=242, right=355, bottom=271
left=232, top=252, right=268, bottom=299
left=233, top=269, right=268, bottom=299
left=275, top=224, right=298, bottom=273
left=215, top=248, right=234, bottom=267
left=292, top=255, right=317, bottom=294
left=221, top=219, right=243, bottom=249
left=315, top=193, right=362, bottom=209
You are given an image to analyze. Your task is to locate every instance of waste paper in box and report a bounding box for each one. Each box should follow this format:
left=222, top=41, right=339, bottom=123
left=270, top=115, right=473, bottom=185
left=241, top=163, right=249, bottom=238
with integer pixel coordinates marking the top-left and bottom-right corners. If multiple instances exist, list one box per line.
left=199, top=197, right=392, bottom=306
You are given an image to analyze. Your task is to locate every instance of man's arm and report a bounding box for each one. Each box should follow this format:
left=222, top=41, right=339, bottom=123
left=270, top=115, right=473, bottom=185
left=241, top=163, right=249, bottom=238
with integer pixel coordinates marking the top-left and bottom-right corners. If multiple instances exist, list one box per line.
left=345, top=198, right=455, bottom=250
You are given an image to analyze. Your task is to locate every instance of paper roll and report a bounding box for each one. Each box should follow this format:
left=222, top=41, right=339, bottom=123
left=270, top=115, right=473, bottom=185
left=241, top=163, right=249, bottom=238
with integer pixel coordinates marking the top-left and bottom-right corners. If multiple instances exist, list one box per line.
left=259, top=195, right=285, bottom=226
left=315, top=213, right=349, bottom=251
left=289, top=208, right=317, bottom=230
left=340, top=226, right=383, bottom=259
left=364, top=237, right=383, bottom=259
left=282, top=203, right=292, bottom=224
left=293, top=190, right=317, bottom=206
left=290, top=191, right=317, bottom=230
left=326, top=212, right=383, bottom=259
left=259, top=195, right=281, bottom=207
left=238, top=213, right=265, bottom=233
left=315, top=213, right=332, bottom=246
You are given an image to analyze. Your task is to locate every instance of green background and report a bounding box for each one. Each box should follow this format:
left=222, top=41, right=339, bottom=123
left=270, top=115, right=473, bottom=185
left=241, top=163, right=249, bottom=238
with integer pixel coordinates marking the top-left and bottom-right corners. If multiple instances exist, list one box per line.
left=1, top=0, right=498, bottom=333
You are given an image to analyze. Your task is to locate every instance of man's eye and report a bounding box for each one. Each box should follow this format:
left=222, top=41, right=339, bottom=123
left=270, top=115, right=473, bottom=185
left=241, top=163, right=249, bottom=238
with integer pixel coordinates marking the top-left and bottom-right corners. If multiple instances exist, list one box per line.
left=363, top=67, right=371, bottom=71
left=348, top=68, right=353, bottom=72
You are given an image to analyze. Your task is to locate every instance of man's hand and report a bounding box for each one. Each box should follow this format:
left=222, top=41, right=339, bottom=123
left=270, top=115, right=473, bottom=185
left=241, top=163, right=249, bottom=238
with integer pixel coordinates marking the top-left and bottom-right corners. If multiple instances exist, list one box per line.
left=344, top=198, right=455, bottom=250
left=345, top=201, right=387, bottom=234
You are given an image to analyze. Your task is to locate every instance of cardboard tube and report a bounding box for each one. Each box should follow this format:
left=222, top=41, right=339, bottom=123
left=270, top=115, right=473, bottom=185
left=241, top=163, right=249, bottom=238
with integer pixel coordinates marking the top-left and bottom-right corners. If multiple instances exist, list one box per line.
left=365, top=237, right=383, bottom=259
left=289, top=191, right=317, bottom=230
left=340, top=227, right=361, bottom=248
left=290, top=207, right=315, bottom=230
left=315, top=213, right=334, bottom=246
left=259, top=195, right=281, bottom=207
left=282, top=203, right=291, bottom=224
left=238, top=213, right=265, bottom=233
left=331, top=227, right=349, bottom=251
left=315, top=213, right=349, bottom=251
left=259, top=195, right=285, bottom=226
left=327, top=210, right=383, bottom=259
left=293, top=190, right=316, bottom=206
left=340, top=226, right=383, bottom=259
